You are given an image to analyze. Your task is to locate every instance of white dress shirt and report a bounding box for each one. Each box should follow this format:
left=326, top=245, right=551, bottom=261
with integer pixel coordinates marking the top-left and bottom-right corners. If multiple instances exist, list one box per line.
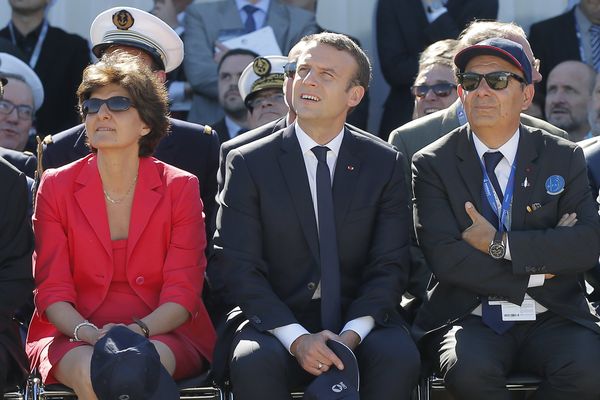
left=270, top=123, right=375, bottom=353
left=472, top=128, right=548, bottom=314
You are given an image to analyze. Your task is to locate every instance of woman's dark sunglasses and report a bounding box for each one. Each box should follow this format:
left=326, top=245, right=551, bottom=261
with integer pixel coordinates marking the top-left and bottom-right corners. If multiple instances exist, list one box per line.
left=457, top=71, right=525, bottom=91
left=82, top=96, right=135, bottom=116
left=411, top=83, right=456, bottom=98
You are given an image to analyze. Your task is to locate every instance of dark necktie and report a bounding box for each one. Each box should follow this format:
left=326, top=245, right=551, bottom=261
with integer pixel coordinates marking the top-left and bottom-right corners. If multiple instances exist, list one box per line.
left=480, top=151, right=515, bottom=334
left=591, top=25, right=600, bottom=71
left=242, top=5, right=259, bottom=33
left=312, top=146, right=342, bottom=332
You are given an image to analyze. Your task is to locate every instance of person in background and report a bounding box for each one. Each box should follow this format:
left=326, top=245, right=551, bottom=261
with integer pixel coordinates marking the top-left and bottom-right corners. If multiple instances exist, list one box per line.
left=376, top=0, right=498, bottom=139
left=0, top=0, right=90, bottom=139
left=26, top=51, right=216, bottom=399
left=545, top=60, right=596, bottom=142
left=411, top=38, right=458, bottom=120
left=183, top=0, right=318, bottom=125
left=212, top=49, right=258, bottom=144
left=239, top=56, right=289, bottom=130
left=151, top=0, right=194, bottom=120
left=0, top=52, right=41, bottom=179
left=0, top=75, right=34, bottom=397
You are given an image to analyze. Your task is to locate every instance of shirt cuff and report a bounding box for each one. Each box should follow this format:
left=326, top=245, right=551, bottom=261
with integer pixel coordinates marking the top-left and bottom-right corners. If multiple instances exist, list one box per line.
left=270, top=323, right=310, bottom=354
left=168, top=81, right=186, bottom=103
left=340, top=316, right=375, bottom=343
left=504, top=233, right=512, bottom=261
left=528, top=274, right=545, bottom=287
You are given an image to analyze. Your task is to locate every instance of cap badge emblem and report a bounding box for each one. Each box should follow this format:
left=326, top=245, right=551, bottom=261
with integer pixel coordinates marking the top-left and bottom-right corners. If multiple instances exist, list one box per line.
left=253, top=57, right=271, bottom=77
left=112, top=10, right=135, bottom=30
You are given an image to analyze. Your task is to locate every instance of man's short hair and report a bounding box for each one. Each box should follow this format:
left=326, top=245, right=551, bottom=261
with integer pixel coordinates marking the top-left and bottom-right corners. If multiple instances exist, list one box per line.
left=302, top=32, right=372, bottom=91
left=458, top=21, right=527, bottom=50
left=217, top=48, right=259, bottom=72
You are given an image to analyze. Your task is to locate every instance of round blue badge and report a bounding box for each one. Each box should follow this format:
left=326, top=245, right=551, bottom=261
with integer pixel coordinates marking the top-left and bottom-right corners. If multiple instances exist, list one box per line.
left=545, top=175, right=565, bottom=195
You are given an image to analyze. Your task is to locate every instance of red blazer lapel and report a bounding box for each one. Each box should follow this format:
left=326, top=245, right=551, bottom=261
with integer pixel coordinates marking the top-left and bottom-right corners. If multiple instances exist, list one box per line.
left=74, top=156, right=112, bottom=258
left=127, top=157, right=163, bottom=261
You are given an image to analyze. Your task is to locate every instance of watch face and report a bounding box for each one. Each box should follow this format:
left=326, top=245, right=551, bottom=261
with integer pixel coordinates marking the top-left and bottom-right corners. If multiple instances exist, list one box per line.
left=489, top=242, right=505, bottom=259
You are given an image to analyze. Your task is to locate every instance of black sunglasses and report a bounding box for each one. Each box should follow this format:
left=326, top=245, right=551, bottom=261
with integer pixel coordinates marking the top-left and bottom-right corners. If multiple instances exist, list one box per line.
left=411, top=83, right=456, bottom=98
left=82, top=96, right=135, bottom=116
left=457, top=71, right=525, bottom=91
left=283, top=61, right=296, bottom=78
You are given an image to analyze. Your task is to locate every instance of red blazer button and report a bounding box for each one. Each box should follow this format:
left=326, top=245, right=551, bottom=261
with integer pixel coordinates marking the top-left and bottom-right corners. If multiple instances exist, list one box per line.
left=135, top=276, right=145, bottom=285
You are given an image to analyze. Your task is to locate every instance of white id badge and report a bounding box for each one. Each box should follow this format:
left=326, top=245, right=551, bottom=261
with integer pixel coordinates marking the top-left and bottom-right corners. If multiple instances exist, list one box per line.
left=501, top=299, right=536, bottom=321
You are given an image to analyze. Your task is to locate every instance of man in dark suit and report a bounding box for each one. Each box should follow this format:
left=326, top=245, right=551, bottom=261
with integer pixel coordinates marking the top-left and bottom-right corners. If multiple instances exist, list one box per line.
left=214, top=32, right=420, bottom=399
left=413, top=37, right=600, bottom=399
left=0, top=0, right=90, bottom=137
left=41, top=7, right=220, bottom=242
left=529, top=0, right=600, bottom=95
left=0, top=154, right=34, bottom=393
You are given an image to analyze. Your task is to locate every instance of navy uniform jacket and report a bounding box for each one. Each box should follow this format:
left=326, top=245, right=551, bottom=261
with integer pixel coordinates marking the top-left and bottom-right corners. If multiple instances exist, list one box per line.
left=0, top=147, right=36, bottom=179
left=41, top=118, right=220, bottom=242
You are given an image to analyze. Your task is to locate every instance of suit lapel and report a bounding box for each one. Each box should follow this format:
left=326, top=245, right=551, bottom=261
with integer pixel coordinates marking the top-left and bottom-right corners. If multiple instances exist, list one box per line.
left=278, top=124, right=319, bottom=263
left=456, top=127, right=484, bottom=210
left=127, top=157, right=163, bottom=261
left=511, top=125, right=540, bottom=231
left=74, top=156, right=112, bottom=257
left=333, top=129, right=361, bottom=234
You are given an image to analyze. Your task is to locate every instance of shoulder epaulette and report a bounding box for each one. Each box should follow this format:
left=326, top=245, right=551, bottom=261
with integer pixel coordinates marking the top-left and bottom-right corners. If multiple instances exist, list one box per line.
left=203, top=125, right=213, bottom=135
left=42, top=134, right=53, bottom=145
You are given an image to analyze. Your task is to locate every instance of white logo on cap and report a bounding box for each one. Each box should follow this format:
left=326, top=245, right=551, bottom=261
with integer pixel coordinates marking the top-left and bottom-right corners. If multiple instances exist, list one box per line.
left=118, top=395, right=130, bottom=400
left=332, top=382, right=347, bottom=393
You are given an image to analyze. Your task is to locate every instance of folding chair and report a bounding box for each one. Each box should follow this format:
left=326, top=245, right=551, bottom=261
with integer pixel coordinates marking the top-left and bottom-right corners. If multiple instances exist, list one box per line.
left=418, top=372, right=542, bottom=400
left=24, top=370, right=224, bottom=400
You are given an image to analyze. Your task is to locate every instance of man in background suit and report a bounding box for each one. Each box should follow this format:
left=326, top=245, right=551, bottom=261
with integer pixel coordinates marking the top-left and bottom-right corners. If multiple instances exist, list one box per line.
left=41, top=7, right=220, bottom=242
left=184, top=0, right=318, bottom=125
left=214, top=32, right=419, bottom=399
left=529, top=0, right=600, bottom=93
left=413, top=37, right=600, bottom=399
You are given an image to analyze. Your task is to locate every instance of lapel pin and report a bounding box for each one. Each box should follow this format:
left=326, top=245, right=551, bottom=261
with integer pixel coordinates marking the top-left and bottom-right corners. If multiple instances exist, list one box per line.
left=347, top=165, right=354, bottom=171
left=522, top=177, right=531, bottom=188
left=545, top=175, right=565, bottom=195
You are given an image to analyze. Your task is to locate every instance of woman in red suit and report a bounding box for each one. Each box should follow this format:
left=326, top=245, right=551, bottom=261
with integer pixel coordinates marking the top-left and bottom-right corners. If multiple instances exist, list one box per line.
left=26, top=51, right=216, bottom=398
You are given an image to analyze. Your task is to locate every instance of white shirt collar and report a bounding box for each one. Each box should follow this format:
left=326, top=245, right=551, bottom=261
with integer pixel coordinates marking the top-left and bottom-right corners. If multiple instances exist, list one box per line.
left=295, top=122, right=345, bottom=157
left=225, top=116, right=243, bottom=138
left=472, top=127, right=520, bottom=166
left=236, top=0, right=270, bottom=13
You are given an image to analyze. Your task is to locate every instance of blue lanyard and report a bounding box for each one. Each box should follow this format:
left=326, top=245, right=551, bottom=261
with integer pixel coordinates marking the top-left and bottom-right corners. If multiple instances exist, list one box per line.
left=480, top=156, right=517, bottom=232
left=8, top=20, right=48, bottom=70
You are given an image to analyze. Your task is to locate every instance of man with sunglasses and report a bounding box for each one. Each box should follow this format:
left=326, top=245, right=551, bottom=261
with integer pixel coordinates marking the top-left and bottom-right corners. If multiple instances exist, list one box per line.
left=0, top=52, right=42, bottom=180
left=412, top=37, right=600, bottom=399
left=41, top=7, right=220, bottom=245
left=411, top=39, right=458, bottom=120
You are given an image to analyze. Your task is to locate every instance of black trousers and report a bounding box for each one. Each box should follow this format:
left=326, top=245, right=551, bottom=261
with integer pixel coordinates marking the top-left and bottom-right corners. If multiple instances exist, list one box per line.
left=229, top=323, right=420, bottom=400
left=425, top=313, right=600, bottom=400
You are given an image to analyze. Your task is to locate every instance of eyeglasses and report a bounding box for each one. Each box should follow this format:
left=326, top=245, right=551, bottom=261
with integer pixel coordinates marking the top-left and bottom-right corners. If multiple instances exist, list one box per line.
left=457, top=71, right=526, bottom=91
left=82, top=96, right=135, bottom=116
left=0, top=99, right=34, bottom=120
left=283, top=61, right=296, bottom=78
left=411, top=83, right=457, bottom=98
left=247, top=93, right=285, bottom=108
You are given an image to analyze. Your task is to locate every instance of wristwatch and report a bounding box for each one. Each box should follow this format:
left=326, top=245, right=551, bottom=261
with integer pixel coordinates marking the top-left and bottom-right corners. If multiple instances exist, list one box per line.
left=488, top=231, right=506, bottom=259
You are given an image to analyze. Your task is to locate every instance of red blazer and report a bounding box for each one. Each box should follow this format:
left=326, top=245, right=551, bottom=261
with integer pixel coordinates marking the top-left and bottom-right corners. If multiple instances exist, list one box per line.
left=26, top=155, right=216, bottom=365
